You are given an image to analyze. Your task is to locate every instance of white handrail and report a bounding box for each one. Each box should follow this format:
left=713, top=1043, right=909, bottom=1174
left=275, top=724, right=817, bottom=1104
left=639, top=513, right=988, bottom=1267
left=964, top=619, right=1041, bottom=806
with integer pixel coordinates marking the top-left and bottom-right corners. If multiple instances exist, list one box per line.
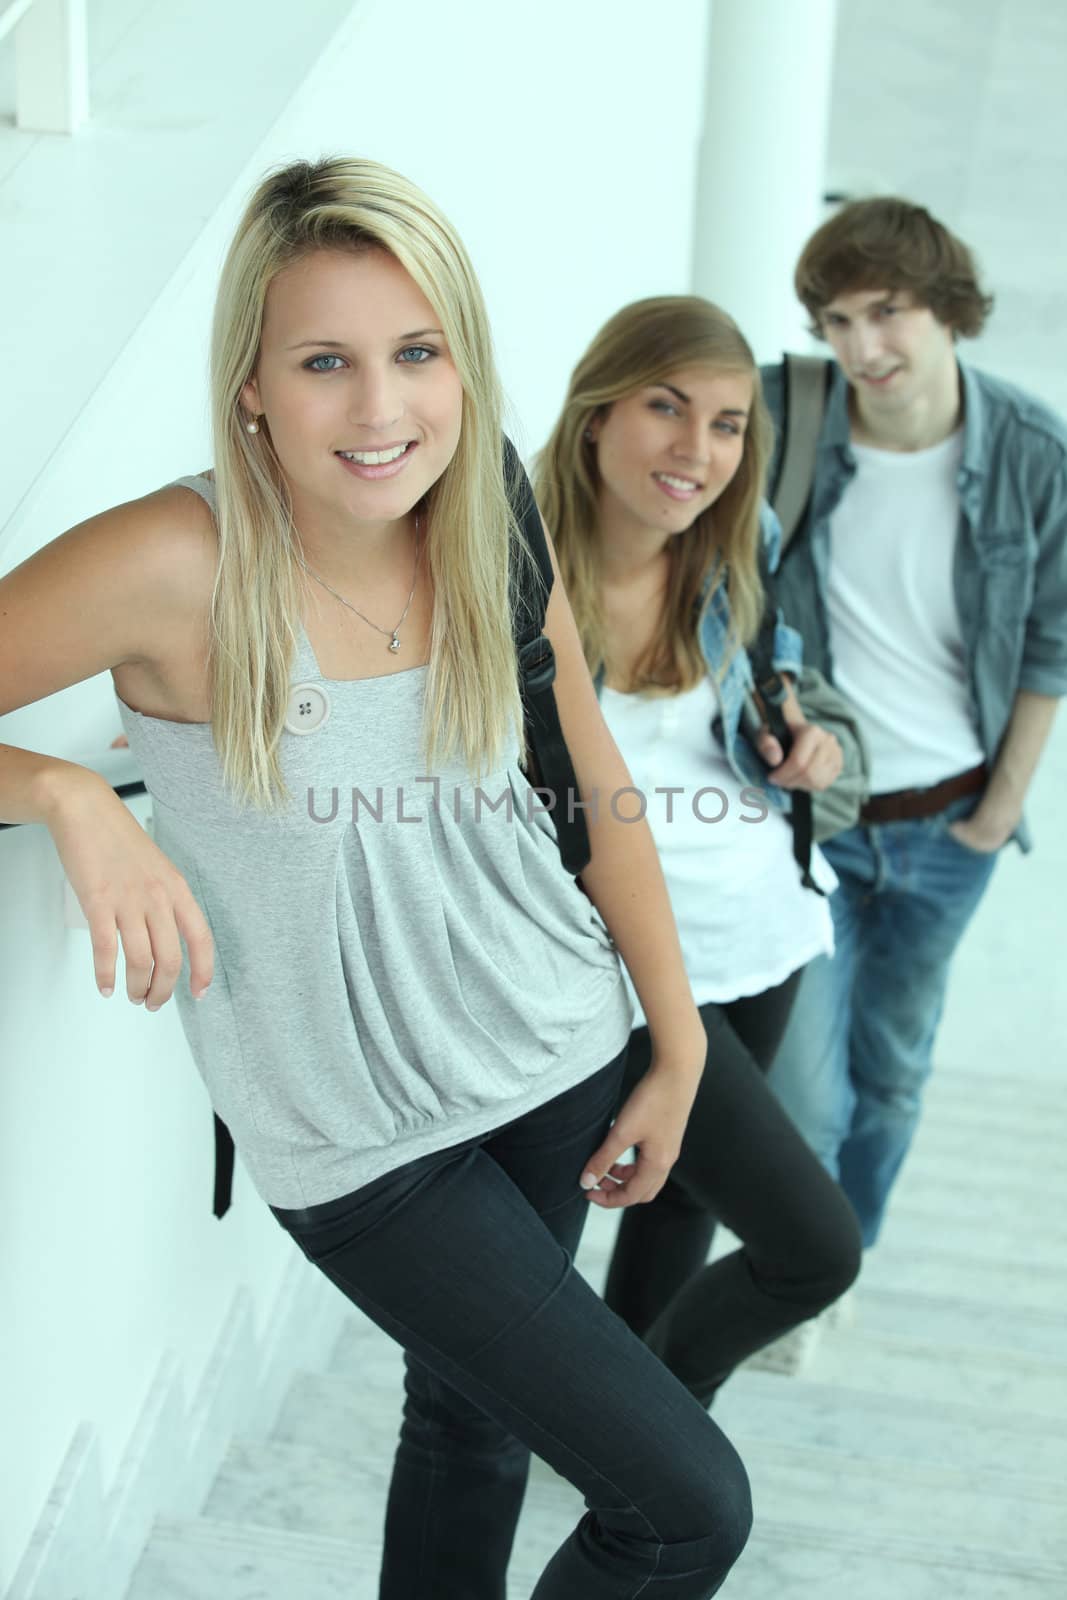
left=0, top=0, right=36, bottom=47
left=0, top=0, right=88, bottom=132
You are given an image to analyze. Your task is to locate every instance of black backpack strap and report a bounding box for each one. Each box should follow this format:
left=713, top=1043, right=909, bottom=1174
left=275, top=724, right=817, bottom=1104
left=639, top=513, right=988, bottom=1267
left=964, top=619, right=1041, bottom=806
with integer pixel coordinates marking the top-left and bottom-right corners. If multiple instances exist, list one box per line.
left=213, top=1112, right=235, bottom=1219
left=504, top=437, right=591, bottom=877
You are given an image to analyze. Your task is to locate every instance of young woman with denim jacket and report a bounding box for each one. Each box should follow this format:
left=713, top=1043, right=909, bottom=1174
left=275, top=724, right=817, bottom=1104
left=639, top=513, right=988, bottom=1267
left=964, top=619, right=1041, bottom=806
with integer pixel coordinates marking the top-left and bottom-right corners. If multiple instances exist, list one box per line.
left=535, top=296, right=862, bottom=1404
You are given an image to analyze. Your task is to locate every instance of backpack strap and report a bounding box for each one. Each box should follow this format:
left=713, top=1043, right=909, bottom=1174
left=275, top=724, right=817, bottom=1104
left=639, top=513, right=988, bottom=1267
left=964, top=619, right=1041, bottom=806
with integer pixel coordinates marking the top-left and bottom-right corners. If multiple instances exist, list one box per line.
left=736, top=353, right=834, bottom=894
left=504, top=436, right=592, bottom=878
left=746, top=548, right=822, bottom=895
left=213, top=1113, right=235, bottom=1218
left=771, top=353, right=832, bottom=553
left=211, top=437, right=589, bottom=1218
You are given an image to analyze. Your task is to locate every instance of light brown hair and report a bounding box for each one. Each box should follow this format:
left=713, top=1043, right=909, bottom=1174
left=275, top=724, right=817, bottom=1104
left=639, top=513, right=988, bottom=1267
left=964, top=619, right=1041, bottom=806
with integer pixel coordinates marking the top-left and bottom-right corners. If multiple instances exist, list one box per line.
left=534, top=296, right=770, bottom=693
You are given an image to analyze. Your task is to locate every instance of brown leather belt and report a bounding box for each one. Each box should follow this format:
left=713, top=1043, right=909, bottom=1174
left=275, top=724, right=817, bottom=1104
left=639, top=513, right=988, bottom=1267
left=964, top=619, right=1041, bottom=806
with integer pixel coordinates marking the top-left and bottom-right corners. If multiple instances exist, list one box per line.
left=860, top=762, right=989, bottom=825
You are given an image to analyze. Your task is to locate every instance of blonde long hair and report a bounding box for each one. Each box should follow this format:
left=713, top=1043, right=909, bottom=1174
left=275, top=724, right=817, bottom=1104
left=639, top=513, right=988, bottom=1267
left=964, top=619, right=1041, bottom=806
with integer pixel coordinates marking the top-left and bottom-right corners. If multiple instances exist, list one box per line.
left=208, top=157, right=529, bottom=811
left=534, top=296, right=771, bottom=692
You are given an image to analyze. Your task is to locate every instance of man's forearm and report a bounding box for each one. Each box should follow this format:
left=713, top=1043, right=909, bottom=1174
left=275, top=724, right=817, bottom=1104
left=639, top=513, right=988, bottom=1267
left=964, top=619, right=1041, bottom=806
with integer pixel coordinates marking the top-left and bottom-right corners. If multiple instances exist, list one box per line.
left=970, top=690, right=1060, bottom=844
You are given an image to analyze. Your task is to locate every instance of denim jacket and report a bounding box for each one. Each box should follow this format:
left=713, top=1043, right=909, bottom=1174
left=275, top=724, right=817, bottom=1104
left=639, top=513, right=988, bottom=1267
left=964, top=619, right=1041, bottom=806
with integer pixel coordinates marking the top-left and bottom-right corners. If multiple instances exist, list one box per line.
left=594, top=507, right=803, bottom=816
left=760, top=358, right=1067, bottom=850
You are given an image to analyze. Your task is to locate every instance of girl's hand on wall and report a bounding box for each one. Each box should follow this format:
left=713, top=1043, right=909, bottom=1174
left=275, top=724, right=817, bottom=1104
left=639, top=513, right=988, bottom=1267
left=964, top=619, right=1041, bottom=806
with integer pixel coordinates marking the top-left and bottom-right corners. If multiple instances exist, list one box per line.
left=43, top=773, right=214, bottom=1010
left=579, top=1045, right=703, bottom=1209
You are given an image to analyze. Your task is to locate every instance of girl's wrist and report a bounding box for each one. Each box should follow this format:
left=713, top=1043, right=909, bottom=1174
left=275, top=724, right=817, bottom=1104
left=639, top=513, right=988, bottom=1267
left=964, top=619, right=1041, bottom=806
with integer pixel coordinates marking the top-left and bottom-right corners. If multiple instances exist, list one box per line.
left=647, top=1015, right=707, bottom=1076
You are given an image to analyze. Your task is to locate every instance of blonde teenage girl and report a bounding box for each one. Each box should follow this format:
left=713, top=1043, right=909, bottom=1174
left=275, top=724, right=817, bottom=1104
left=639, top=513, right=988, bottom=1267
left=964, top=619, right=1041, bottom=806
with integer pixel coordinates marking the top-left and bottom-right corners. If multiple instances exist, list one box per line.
left=0, top=164, right=754, bottom=1599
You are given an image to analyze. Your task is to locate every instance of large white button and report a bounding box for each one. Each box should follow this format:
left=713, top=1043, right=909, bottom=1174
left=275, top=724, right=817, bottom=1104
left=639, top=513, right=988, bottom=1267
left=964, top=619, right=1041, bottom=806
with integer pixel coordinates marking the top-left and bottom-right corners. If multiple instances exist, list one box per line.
left=284, top=682, right=331, bottom=735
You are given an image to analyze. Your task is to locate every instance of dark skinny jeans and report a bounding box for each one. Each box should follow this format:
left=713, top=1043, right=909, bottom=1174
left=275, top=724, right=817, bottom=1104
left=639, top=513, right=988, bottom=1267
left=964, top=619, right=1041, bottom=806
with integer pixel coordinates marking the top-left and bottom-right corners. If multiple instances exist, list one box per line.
left=273, top=1052, right=752, bottom=1600
left=604, top=971, right=862, bottom=1405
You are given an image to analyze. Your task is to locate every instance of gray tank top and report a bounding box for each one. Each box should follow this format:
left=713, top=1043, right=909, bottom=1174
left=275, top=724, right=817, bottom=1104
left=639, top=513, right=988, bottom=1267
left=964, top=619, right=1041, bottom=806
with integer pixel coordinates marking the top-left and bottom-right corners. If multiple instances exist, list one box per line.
left=115, top=476, right=632, bottom=1207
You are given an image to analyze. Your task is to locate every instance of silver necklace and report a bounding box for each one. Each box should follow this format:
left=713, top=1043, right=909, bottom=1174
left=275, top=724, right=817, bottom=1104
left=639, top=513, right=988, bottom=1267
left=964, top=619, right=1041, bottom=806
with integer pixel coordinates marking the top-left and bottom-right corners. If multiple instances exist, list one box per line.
left=292, top=515, right=422, bottom=653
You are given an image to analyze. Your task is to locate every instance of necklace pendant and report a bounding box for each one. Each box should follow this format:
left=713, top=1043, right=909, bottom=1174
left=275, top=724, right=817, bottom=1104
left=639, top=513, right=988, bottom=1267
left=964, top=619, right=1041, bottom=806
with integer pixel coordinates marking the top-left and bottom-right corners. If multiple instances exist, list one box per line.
left=389, top=633, right=401, bottom=653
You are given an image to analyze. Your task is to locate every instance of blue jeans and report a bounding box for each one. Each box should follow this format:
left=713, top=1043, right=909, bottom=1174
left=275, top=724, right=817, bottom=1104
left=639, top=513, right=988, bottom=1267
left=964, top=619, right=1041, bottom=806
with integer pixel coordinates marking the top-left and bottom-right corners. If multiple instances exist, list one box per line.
left=272, top=1055, right=752, bottom=1599
left=767, top=796, right=999, bottom=1246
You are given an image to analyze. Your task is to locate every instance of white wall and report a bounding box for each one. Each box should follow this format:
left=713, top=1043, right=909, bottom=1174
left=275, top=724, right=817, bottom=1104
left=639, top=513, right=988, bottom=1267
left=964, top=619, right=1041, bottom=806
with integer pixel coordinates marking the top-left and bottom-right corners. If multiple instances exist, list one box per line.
left=691, top=0, right=838, bottom=362
left=0, top=0, right=709, bottom=1584
left=826, top=0, right=1067, bottom=419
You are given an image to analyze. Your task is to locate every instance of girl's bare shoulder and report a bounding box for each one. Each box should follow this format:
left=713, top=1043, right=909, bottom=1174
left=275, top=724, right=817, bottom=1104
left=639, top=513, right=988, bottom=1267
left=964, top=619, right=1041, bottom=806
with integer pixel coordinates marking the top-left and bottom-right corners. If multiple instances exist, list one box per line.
left=0, top=480, right=219, bottom=722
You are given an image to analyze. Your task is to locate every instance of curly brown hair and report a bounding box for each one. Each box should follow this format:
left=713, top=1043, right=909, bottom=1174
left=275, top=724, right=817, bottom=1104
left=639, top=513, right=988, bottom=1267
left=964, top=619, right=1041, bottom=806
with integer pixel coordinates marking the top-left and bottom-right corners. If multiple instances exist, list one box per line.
left=796, top=197, right=994, bottom=339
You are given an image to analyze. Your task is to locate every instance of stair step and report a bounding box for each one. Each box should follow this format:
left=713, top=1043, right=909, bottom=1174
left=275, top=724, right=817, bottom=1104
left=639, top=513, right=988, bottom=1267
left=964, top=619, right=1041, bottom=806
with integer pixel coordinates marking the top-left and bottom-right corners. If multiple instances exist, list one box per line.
left=908, top=1112, right=1065, bottom=1164
left=863, top=1164, right=1049, bottom=1222
left=274, top=1371, right=403, bottom=1462
left=859, top=1240, right=1067, bottom=1314
left=715, top=1369, right=1067, bottom=1481
left=872, top=1168, right=1053, bottom=1230
left=806, top=1326, right=1067, bottom=1416
left=734, top=1519, right=1067, bottom=1598
left=279, top=1361, right=1067, bottom=1497
left=574, top=1198, right=1067, bottom=1281
left=205, top=1436, right=581, bottom=1581
left=205, top=1438, right=390, bottom=1548
left=325, top=1319, right=405, bottom=1389
left=575, top=1222, right=1067, bottom=1322
left=739, top=1438, right=1067, bottom=1574
left=898, top=1141, right=1062, bottom=1200
left=924, top=1070, right=1065, bottom=1118
left=125, top=1511, right=547, bottom=1598
left=125, top=1514, right=382, bottom=1600
left=130, top=1496, right=1067, bottom=1599
left=852, top=1284, right=1067, bottom=1362
left=211, top=1424, right=1067, bottom=1581
left=876, top=1201, right=1067, bottom=1265
left=517, top=1472, right=1067, bottom=1594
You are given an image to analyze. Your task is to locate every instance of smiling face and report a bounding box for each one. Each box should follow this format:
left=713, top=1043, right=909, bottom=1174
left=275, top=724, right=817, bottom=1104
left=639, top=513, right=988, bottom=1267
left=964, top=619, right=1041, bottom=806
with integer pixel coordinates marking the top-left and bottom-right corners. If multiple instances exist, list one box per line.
left=818, top=288, right=957, bottom=413
left=241, top=246, right=464, bottom=534
left=589, top=366, right=752, bottom=544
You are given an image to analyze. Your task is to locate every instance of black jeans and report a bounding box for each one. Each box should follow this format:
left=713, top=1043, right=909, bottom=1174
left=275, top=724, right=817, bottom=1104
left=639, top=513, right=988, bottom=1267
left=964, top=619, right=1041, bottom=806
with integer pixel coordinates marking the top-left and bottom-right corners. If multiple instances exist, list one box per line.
left=273, top=1052, right=752, bottom=1600
left=604, top=971, right=862, bottom=1405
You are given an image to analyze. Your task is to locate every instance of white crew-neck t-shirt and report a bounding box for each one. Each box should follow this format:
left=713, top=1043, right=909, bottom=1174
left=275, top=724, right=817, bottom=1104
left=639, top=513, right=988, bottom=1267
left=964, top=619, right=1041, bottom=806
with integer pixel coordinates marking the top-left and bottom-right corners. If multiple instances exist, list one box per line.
left=599, top=677, right=835, bottom=1025
left=826, top=428, right=985, bottom=793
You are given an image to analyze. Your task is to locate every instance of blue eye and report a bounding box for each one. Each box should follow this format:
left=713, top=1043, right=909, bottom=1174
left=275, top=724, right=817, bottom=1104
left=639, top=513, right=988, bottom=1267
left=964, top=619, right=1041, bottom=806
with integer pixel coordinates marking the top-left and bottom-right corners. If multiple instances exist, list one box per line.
left=714, top=421, right=742, bottom=436
left=305, top=354, right=345, bottom=372
left=650, top=399, right=680, bottom=416
left=397, top=345, right=436, bottom=364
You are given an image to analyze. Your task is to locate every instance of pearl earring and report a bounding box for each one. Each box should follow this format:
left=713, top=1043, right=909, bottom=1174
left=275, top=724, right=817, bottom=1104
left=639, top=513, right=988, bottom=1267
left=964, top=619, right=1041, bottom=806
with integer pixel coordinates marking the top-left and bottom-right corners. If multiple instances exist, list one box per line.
left=246, top=416, right=260, bottom=435
left=583, top=428, right=594, bottom=442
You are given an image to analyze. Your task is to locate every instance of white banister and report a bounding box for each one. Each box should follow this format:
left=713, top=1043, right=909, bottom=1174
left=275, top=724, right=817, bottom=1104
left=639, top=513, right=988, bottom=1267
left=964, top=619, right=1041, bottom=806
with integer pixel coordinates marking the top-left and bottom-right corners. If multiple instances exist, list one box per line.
left=0, top=0, right=37, bottom=45
left=2, top=0, right=88, bottom=133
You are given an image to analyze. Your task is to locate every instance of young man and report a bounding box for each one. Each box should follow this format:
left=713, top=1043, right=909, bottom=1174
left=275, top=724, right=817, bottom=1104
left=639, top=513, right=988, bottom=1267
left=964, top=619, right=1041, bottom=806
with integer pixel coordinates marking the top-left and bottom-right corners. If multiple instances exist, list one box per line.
left=762, top=197, right=1067, bottom=1248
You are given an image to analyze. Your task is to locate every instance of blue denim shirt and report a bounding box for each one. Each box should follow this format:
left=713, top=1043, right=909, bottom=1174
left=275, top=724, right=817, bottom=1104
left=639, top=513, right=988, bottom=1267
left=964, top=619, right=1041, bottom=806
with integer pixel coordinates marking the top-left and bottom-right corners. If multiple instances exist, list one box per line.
left=760, top=358, right=1067, bottom=850
left=594, top=507, right=803, bottom=817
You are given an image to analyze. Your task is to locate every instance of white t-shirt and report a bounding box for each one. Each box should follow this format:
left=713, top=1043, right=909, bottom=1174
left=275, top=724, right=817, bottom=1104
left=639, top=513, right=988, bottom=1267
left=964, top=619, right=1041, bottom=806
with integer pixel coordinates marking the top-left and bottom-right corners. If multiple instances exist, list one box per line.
left=826, top=428, right=985, bottom=792
left=600, top=677, right=836, bottom=1024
